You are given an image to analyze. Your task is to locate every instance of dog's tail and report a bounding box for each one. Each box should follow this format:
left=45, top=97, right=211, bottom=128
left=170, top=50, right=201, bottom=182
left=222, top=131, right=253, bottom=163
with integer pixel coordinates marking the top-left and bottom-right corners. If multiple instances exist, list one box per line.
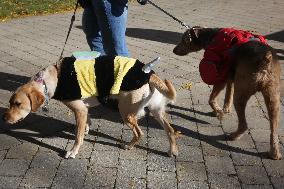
left=253, top=49, right=280, bottom=86
left=149, top=74, right=176, bottom=101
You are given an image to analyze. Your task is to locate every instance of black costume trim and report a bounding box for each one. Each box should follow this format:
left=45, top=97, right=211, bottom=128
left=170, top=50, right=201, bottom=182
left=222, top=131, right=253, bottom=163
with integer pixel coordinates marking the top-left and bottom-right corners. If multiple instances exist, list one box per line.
left=121, top=59, right=154, bottom=91
left=53, top=56, right=81, bottom=100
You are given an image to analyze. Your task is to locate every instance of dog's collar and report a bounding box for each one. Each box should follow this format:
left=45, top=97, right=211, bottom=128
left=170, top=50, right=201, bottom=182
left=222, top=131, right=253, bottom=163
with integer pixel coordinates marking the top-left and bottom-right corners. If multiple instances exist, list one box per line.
left=34, top=71, right=49, bottom=112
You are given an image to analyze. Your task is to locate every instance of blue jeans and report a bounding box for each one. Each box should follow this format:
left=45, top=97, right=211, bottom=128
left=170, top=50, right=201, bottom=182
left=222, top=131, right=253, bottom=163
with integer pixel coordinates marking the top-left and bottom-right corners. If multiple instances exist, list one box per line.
left=82, top=0, right=129, bottom=56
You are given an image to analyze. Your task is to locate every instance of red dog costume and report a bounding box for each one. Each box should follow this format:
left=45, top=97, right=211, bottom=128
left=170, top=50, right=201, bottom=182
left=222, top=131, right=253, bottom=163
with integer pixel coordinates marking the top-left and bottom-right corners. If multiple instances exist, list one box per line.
left=199, top=28, right=267, bottom=85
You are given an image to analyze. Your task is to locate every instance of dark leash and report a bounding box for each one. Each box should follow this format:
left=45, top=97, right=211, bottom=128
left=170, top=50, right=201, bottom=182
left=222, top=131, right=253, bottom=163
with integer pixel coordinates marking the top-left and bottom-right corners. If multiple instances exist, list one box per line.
left=145, top=0, right=190, bottom=29
left=58, top=0, right=80, bottom=62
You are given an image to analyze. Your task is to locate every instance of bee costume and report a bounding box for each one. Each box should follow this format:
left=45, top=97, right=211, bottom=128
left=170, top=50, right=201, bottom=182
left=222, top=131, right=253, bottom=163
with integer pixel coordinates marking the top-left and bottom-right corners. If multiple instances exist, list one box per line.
left=53, top=55, right=154, bottom=104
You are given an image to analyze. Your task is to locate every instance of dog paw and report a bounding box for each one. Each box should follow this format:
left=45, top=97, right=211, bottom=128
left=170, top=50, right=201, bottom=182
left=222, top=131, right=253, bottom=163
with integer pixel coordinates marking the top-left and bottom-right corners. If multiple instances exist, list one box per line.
left=65, top=150, right=77, bottom=159
left=215, top=110, right=224, bottom=120
left=122, top=144, right=133, bottom=150
left=223, top=106, right=231, bottom=114
left=269, top=150, right=282, bottom=160
left=228, top=132, right=243, bottom=141
left=168, top=147, right=178, bottom=157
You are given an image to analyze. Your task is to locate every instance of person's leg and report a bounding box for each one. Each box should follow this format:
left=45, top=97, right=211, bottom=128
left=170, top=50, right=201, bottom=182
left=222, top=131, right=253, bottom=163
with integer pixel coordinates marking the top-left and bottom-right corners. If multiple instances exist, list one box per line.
left=82, top=7, right=105, bottom=54
left=92, top=0, right=129, bottom=56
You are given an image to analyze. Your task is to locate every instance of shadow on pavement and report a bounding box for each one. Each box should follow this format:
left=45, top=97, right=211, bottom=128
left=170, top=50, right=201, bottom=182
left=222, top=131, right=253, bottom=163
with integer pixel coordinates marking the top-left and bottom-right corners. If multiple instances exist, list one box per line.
left=266, top=30, right=284, bottom=43
left=126, top=28, right=182, bottom=45
left=167, top=105, right=272, bottom=159
left=0, top=72, right=29, bottom=91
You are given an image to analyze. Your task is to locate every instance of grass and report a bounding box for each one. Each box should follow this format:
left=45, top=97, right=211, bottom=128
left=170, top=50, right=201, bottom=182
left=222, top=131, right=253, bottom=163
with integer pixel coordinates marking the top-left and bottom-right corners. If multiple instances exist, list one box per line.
left=0, top=0, right=77, bottom=22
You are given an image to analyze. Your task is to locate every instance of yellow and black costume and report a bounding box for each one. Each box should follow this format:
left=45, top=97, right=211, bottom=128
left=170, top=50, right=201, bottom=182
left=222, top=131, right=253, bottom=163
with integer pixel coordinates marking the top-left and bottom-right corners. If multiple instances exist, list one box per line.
left=53, top=56, right=154, bottom=104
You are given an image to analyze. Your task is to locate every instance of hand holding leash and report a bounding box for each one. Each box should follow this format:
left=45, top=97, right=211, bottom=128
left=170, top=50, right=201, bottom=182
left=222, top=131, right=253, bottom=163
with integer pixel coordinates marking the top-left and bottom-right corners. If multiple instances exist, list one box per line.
left=137, top=0, right=147, bottom=5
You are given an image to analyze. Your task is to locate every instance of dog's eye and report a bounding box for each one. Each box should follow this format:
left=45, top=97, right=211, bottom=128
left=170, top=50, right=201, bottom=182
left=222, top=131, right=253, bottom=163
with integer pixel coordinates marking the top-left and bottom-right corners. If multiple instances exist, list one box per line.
left=183, top=36, right=191, bottom=44
left=14, top=101, right=21, bottom=106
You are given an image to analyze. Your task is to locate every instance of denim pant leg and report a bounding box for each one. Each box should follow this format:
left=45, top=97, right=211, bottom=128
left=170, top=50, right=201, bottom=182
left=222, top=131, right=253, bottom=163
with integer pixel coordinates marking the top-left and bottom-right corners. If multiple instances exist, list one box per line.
left=82, top=0, right=129, bottom=57
left=82, top=7, right=105, bottom=54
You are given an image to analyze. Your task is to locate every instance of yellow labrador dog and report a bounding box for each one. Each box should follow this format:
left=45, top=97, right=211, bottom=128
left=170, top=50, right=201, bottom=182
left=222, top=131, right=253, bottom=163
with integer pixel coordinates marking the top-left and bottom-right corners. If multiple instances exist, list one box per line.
left=3, top=56, right=179, bottom=158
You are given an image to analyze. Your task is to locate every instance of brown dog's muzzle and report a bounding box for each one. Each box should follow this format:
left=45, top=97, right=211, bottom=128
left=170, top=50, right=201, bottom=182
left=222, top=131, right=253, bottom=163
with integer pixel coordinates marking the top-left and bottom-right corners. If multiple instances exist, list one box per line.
left=173, top=43, right=190, bottom=56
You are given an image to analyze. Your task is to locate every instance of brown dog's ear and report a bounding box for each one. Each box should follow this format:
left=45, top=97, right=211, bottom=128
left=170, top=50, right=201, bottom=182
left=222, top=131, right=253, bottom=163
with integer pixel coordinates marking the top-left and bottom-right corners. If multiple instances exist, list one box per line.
left=28, top=90, right=45, bottom=112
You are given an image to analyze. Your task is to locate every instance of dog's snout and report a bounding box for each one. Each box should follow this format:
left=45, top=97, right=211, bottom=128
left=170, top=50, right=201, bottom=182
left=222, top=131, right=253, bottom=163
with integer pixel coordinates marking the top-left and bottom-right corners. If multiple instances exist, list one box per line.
left=173, top=44, right=189, bottom=56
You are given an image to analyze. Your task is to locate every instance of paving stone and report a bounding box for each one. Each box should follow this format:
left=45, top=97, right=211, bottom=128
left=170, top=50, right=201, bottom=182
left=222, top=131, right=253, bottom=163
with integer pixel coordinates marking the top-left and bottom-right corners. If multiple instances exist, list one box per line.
left=0, top=159, right=30, bottom=176
left=178, top=180, right=209, bottom=189
left=115, top=176, right=146, bottom=189
left=242, top=184, right=273, bottom=189
left=6, top=142, right=38, bottom=160
left=90, top=150, right=119, bottom=167
left=250, top=129, right=270, bottom=143
left=40, top=136, right=69, bottom=152
left=270, top=177, right=284, bottom=189
left=30, top=149, right=61, bottom=169
left=226, top=133, right=256, bottom=149
left=0, top=150, right=7, bottom=163
left=176, top=162, right=207, bottom=181
left=1, top=0, right=284, bottom=188
left=84, top=166, right=116, bottom=188
left=231, top=150, right=262, bottom=166
left=120, top=148, right=147, bottom=161
left=147, top=171, right=177, bottom=189
left=201, top=142, right=231, bottom=157
left=0, top=134, right=21, bottom=150
left=20, top=167, right=57, bottom=188
left=205, top=156, right=236, bottom=174
left=147, top=153, right=176, bottom=172
left=0, top=176, right=22, bottom=189
left=208, top=173, right=241, bottom=189
left=176, top=145, right=203, bottom=162
left=93, top=136, right=122, bottom=151
left=262, top=159, right=284, bottom=177
left=52, top=159, right=88, bottom=189
left=117, top=160, right=146, bottom=179
left=236, top=166, right=270, bottom=185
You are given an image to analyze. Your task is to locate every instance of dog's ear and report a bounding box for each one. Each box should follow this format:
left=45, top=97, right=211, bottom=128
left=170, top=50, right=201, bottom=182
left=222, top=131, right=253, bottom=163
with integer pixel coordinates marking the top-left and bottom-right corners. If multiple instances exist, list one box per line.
left=191, top=26, right=202, bottom=39
left=28, top=90, right=45, bottom=112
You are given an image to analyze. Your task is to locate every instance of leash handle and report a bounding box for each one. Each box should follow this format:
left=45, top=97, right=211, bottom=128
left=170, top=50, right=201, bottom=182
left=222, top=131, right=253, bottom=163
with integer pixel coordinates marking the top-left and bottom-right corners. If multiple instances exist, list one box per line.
left=146, top=0, right=190, bottom=29
left=58, top=0, right=80, bottom=62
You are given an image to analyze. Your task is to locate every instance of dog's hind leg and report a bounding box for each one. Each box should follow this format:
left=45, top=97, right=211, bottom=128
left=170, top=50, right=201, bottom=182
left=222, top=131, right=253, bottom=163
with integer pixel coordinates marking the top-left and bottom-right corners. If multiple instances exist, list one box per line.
left=262, top=86, right=282, bottom=160
left=150, top=108, right=178, bottom=157
left=209, top=83, right=226, bottom=120
left=122, top=114, right=144, bottom=150
left=229, top=87, right=253, bottom=140
left=64, top=100, right=88, bottom=159
left=223, top=79, right=234, bottom=114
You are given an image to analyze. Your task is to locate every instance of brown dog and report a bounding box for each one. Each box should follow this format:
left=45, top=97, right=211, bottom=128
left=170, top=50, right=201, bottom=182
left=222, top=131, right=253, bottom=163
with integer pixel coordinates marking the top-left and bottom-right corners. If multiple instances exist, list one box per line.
left=173, top=27, right=281, bottom=160
left=3, top=56, right=179, bottom=159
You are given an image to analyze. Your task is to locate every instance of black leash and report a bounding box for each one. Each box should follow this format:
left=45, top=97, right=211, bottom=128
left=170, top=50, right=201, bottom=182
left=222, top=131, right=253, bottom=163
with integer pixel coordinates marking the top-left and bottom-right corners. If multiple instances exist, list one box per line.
left=58, top=0, right=80, bottom=62
left=146, top=0, right=190, bottom=29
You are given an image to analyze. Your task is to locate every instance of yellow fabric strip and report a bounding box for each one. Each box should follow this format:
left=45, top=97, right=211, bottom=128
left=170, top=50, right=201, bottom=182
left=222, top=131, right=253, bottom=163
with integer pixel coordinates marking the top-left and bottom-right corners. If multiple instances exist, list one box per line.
left=74, top=59, right=98, bottom=98
left=110, top=56, right=136, bottom=94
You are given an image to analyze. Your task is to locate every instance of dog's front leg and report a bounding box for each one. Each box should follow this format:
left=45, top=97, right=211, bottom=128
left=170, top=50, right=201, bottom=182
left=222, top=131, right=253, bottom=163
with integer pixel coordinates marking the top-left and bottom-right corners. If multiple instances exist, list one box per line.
left=209, top=83, right=226, bottom=120
left=64, top=100, right=88, bottom=159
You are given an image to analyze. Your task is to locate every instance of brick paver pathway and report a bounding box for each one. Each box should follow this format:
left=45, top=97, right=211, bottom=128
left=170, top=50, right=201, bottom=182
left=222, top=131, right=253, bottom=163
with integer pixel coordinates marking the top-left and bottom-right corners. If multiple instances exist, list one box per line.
left=0, top=0, right=283, bottom=188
